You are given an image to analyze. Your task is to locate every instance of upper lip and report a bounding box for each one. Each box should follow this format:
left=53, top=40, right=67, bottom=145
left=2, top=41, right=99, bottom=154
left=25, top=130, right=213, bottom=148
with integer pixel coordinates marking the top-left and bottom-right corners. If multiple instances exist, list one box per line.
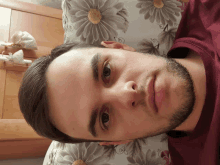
left=147, top=75, right=157, bottom=112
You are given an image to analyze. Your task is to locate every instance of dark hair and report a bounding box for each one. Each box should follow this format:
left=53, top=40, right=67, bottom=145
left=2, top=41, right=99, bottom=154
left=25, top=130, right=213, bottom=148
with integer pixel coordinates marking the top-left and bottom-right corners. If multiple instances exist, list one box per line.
left=18, top=42, right=113, bottom=144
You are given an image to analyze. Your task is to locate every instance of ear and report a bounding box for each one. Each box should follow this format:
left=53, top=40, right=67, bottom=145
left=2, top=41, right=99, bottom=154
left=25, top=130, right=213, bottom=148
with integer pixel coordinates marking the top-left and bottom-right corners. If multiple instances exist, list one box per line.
left=101, top=41, right=136, bottom=52
left=99, top=140, right=133, bottom=146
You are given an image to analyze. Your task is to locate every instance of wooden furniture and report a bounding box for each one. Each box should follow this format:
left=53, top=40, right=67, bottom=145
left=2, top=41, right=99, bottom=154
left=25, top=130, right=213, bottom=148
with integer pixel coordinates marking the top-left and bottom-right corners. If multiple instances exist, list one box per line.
left=0, top=0, right=64, bottom=160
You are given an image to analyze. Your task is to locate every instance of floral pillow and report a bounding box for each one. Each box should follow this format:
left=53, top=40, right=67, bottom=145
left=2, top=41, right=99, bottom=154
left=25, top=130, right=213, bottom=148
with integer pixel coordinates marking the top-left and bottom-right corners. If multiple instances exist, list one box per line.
left=62, top=0, right=188, bottom=57
left=44, top=134, right=172, bottom=165
left=43, top=0, right=189, bottom=165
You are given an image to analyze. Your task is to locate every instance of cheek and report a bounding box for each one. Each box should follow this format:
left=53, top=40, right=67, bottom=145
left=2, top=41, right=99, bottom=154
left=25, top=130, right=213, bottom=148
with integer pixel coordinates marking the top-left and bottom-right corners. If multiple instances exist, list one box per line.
left=114, top=112, right=145, bottom=132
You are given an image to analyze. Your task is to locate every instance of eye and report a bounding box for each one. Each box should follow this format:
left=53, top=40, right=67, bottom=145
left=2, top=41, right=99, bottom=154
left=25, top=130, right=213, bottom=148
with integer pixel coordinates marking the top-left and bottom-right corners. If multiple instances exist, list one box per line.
left=102, top=62, right=111, bottom=84
left=100, top=106, right=110, bottom=131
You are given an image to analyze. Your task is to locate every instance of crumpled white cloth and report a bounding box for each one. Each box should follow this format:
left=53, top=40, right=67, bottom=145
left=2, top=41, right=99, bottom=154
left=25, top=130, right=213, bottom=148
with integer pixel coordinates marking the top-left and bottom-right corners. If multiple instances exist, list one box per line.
left=0, top=49, right=32, bottom=65
left=10, top=31, right=38, bottom=50
left=0, top=31, right=37, bottom=50
left=6, top=50, right=25, bottom=64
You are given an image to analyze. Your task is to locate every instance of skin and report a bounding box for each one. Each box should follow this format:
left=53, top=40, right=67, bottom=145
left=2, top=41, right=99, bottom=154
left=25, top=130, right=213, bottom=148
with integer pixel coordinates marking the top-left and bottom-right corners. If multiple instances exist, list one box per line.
left=46, top=41, right=206, bottom=146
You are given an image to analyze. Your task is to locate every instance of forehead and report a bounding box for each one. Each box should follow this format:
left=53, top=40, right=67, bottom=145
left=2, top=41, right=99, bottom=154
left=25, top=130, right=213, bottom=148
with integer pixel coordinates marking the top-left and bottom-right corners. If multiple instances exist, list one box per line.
left=46, top=47, right=117, bottom=134
left=46, top=47, right=101, bottom=96
left=47, top=47, right=100, bottom=83
left=50, top=48, right=95, bottom=67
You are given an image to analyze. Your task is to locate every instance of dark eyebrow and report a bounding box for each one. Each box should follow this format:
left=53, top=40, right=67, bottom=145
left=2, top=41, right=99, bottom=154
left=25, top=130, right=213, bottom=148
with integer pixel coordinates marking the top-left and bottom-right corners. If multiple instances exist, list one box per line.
left=88, top=53, right=101, bottom=137
left=91, top=53, right=101, bottom=82
left=89, top=108, right=99, bottom=137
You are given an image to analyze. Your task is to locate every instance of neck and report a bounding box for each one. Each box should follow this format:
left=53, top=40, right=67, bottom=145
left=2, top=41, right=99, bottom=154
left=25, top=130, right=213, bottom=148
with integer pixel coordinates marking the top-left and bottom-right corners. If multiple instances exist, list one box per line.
left=173, top=49, right=206, bottom=133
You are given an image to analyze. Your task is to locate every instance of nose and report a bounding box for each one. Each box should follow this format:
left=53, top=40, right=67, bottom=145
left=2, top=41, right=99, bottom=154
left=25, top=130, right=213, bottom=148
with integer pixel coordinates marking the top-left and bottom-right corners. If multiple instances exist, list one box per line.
left=102, top=81, right=143, bottom=109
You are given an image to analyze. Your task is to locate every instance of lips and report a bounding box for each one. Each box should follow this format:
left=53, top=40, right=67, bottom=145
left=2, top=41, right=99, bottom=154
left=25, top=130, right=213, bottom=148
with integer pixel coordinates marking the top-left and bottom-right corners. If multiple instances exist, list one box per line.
left=147, top=75, right=158, bottom=113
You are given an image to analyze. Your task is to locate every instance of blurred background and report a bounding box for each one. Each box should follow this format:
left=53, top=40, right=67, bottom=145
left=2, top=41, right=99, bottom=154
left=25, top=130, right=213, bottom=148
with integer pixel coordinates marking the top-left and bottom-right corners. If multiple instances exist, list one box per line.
left=17, top=0, right=62, bottom=9
left=0, top=1, right=62, bottom=165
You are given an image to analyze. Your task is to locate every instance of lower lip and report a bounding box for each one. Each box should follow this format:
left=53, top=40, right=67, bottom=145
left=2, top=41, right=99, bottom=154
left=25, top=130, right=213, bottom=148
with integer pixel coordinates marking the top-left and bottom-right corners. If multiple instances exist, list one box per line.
left=155, top=76, right=170, bottom=113
left=148, top=76, right=158, bottom=113
left=155, top=84, right=167, bottom=113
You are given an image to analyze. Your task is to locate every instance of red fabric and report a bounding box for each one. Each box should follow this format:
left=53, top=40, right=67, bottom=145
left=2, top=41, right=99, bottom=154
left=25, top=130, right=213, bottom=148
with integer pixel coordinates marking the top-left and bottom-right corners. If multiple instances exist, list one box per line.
left=166, top=0, right=220, bottom=164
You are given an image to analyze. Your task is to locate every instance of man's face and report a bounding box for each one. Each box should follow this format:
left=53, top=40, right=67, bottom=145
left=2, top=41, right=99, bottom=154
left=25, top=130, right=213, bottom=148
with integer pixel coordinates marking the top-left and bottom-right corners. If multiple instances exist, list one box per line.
left=46, top=44, right=195, bottom=142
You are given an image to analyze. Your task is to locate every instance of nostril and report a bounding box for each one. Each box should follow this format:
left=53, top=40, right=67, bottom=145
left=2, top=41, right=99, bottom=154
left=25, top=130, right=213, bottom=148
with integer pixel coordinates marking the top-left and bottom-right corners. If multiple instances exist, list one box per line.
left=132, top=84, right=135, bottom=90
left=132, top=102, right=135, bottom=106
